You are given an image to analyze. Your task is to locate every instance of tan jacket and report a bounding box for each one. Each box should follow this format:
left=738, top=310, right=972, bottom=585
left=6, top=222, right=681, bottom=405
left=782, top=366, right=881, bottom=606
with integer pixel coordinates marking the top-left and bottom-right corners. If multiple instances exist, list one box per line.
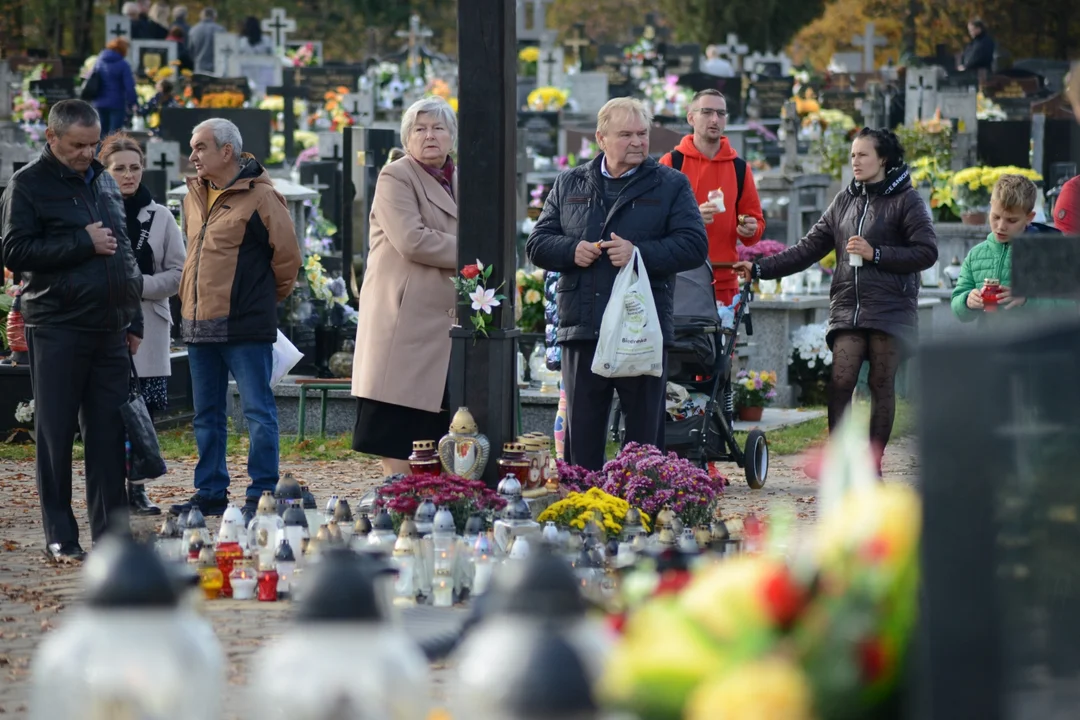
left=179, top=156, right=301, bottom=344
left=351, top=157, right=458, bottom=412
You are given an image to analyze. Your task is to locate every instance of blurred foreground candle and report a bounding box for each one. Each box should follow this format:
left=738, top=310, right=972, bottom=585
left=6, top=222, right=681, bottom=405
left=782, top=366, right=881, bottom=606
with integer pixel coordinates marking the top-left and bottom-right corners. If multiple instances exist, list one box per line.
left=249, top=548, right=431, bottom=719
left=155, top=514, right=184, bottom=563
left=29, top=531, right=224, bottom=719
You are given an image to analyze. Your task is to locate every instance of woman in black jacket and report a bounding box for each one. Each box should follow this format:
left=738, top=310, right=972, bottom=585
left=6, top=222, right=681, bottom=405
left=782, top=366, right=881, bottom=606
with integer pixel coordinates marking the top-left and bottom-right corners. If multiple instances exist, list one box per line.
left=734, top=128, right=938, bottom=473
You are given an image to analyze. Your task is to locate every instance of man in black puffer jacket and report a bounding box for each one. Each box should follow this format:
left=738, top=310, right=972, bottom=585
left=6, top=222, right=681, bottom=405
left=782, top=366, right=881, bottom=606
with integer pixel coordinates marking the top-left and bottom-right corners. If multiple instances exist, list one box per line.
left=527, top=97, right=708, bottom=470
left=1, top=100, right=144, bottom=563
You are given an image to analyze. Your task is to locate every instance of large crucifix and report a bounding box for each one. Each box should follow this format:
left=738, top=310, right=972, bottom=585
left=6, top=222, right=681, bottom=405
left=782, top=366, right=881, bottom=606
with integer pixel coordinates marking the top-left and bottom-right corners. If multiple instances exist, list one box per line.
left=395, top=14, right=434, bottom=77
left=852, top=22, right=887, bottom=73
left=261, top=7, right=296, bottom=55
left=563, top=23, right=590, bottom=70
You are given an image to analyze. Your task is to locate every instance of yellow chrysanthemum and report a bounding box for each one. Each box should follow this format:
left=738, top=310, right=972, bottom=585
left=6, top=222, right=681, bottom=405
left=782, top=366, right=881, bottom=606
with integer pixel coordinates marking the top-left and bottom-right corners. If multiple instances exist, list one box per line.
left=518, top=46, right=540, bottom=63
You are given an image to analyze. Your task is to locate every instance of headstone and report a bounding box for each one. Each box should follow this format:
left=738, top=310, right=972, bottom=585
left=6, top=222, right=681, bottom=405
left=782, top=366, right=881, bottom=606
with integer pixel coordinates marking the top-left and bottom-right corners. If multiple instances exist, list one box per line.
left=158, top=108, right=274, bottom=165
left=977, top=120, right=1032, bottom=169
left=744, top=51, right=792, bottom=77
left=293, top=65, right=365, bottom=104
left=105, top=14, right=131, bottom=43
left=830, top=52, right=865, bottom=74
left=213, top=32, right=239, bottom=77
left=595, top=44, right=633, bottom=97
left=1012, top=59, right=1070, bottom=95
left=299, top=160, right=341, bottom=236
left=342, top=125, right=398, bottom=267
left=141, top=168, right=168, bottom=205
left=146, top=139, right=181, bottom=186
left=188, top=74, right=252, bottom=103
left=395, top=13, right=434, bottom=77
left=261, top=7, right=297, bottom=55
left=665, top=44, right=701, bottom=76
left=515, top=0, right=554, bottom=41
left=267, top=68, right=308, bottom=164
left=317, top=132, right=344, bottom=163
left=128, top=40, right=179, bottom=80
left=286, top=41, right=324, bottom=67
left=536, top=33, right=564, bottom=89
left=567, top=72, right=608, bottom=117
left=341, top=91, right=375, bottom=126
left=851, top=22, right=887, bottom=72
left=28, top=77, right=75, bottom=112
left=983, top=74, right=1042, bottom=121
left=937, top=86, right=978, bottom=133
left=715, top=33, right=749, bottom=73
left=517, top=111, right=559, bottom=158
left=234, top=56, right=282, bottom=96
left=748, top=76, right=794, bottom=121
left=905, top=66, right=942, bottom=124
left=819, top=89, right=865, bottom=124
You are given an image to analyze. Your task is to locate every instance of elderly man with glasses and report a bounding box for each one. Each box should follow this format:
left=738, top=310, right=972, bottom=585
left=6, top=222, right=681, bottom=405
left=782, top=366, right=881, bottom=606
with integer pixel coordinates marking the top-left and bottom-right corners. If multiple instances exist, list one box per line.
left=660, top=89, right=766, bottom=305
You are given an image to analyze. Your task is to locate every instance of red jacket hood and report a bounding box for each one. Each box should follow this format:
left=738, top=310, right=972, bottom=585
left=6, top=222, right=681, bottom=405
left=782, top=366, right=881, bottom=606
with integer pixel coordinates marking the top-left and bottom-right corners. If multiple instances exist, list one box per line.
left=674, top=134, right=738, bottom=163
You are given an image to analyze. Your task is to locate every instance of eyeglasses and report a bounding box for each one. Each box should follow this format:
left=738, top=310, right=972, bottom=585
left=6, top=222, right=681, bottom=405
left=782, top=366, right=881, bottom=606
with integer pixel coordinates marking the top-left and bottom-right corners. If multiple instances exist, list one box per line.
left=695, top=108, right=728, bottom=118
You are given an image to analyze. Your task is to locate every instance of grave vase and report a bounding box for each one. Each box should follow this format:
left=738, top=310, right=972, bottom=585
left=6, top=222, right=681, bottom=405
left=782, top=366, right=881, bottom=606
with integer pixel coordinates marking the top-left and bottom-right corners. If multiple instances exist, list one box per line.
left=960, top=210, right=987, bottom=226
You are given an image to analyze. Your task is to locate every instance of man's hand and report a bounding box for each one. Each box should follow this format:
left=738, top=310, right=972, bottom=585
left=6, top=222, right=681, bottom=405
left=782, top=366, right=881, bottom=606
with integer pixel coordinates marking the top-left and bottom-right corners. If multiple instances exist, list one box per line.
left=698, top=202, right=716, bottom=225
left=574, top=240, right=602, bottom=268
left=127, top=333, right=141, bottom=356
left=846, top=235, right=874, bottom=261
left=600, top=232, right=634, bottom=268
left=966, top=287, right=984, bottom=310
left=736, top=215, right=759, bottom=238
left=998, top=287, right=1027, bottom=310
left=733, top=261, right=754, bottom=280
left=87, top=222, right=117, bottom=256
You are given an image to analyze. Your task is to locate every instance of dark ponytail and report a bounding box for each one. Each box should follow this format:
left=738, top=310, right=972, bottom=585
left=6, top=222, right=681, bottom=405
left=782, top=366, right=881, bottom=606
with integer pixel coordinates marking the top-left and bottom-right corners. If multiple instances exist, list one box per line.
left=855, top=127, right=905, bottom=170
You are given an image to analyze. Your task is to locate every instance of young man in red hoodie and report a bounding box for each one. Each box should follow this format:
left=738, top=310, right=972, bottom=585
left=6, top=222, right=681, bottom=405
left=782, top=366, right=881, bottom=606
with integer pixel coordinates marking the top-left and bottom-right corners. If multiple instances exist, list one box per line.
left=659, top=89, right=766, bottom=303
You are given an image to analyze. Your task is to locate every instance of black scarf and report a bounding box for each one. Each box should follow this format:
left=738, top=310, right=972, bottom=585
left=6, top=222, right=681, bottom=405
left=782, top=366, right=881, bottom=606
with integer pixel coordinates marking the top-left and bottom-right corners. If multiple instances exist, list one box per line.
left=123, top=184, right=156, bottom=277
left=847, top=163, right=912, bottom=198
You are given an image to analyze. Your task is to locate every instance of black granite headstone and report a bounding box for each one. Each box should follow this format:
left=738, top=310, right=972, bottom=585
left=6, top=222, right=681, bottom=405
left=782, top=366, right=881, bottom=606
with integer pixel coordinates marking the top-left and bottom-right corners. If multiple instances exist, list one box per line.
left=517, top=111, right=559, bottom=158
left=819, top=90, right=866, bottom=124
left=978, top=120, right=1032, bottom=170
left=293, top=65, right=365, bottom=104
left=141, top=168, right=168, bottom=205
left=29, top=78, right=75, bottom=111
left=188, top=74, right=252, bottom=102
left=158, top=108, right=273, bottom=166
left=749, top=77, right=794, bottom=120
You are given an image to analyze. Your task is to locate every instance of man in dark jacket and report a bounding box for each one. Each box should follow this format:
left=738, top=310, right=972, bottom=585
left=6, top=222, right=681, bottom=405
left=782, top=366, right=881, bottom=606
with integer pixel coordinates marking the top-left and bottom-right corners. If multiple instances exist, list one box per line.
left=958, top=18, right=996, bottom=74
left=0, top=100, right=144, bottom=563
left=527, top=97, right=708, bottom=470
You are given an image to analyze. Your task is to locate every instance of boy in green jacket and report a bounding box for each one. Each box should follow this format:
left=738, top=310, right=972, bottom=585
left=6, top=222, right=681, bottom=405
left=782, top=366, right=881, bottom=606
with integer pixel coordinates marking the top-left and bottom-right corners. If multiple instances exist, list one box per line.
left=951, top=174, right=1070, bottom=321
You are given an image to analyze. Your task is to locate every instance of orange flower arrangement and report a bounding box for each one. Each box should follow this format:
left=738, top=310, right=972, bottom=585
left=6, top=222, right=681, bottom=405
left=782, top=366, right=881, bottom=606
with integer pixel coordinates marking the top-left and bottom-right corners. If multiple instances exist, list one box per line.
left=196, top=91, right=245, bottom=109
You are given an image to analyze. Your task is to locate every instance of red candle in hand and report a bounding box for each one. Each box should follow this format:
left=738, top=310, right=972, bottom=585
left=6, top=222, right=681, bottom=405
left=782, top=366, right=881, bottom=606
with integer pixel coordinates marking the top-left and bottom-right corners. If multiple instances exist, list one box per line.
left=983, top=279, right=1000, bottom=313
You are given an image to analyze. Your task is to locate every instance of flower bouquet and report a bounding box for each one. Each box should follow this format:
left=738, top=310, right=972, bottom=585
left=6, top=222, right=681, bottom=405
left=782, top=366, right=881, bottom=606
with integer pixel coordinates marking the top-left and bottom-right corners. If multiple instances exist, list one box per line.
left=559, top=442, right=721, bottom=529
left=451, top=260, right=506, bottom=338
left=538, top=487, right=651, bottom=536
left=733, top=370, right=777, bottom=410
left=287, top=42, right=319, bottom=68
left=515, top=268, right=545, bottom=333
left=789, top=322, right=832, bottom=406
left=518, top=46, right=539, bottom=76
left=597, top=408, right=921, bottom=720
left=375, top=474, right=506, bottom=534
left=951, top=165, right=1043, bottom=215
left=526, top=86, right=569, bottom=112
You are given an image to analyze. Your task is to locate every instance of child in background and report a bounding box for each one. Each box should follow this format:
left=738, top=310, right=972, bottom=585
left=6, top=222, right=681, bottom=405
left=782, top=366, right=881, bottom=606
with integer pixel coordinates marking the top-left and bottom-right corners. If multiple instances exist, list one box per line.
left=951, top=174, right=1071, bottom=321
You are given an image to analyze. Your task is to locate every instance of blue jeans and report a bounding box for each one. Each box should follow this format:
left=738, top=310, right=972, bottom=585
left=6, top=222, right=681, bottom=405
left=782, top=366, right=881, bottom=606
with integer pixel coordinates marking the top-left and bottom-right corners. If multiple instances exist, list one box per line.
left=99, top=108, right=126, bottom=138
left=188, top=342, right=279, bottom=500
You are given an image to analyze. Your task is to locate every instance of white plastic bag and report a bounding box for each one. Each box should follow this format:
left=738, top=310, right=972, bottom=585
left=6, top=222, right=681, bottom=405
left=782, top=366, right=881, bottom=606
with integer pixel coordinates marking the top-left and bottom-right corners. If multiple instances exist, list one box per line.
left=591, top=248, right=664, bottom=378
left=271, top=330, right=304, bottom=386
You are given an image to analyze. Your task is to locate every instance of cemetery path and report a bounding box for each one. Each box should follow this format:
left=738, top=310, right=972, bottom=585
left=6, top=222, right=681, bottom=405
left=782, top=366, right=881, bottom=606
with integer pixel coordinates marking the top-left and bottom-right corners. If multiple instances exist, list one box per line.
left=0, top=436, right=918, bottom=717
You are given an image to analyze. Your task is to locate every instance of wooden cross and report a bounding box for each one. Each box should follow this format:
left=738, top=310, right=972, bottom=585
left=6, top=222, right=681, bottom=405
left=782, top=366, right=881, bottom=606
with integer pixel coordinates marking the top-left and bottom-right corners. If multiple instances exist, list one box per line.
left=395, top=14, right=433, bottom=76
left=267, top=68, right=307, bottom=164
left=852, top=22, right=887, bottom=73
left=563, top=23, right=589, bottom=69
left=261, top=8, right=296, bottom=54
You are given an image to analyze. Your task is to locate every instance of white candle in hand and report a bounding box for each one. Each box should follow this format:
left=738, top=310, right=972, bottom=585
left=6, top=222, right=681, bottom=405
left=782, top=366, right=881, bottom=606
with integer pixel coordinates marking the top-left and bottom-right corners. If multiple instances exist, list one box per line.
left=708, top=188, right=725, bottom=213
left=849, top=252, right=863, bottom=267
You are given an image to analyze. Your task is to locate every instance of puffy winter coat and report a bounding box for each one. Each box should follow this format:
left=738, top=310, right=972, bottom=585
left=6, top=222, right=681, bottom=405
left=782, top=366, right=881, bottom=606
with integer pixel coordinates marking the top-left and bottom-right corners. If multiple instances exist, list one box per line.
left=951, top=225, right=1075, bottom=321
left=92, top=48, right=137, bottom=112
left=757, top=166, right=938, bottom=347
left=526, top=155, right=708, bottom=345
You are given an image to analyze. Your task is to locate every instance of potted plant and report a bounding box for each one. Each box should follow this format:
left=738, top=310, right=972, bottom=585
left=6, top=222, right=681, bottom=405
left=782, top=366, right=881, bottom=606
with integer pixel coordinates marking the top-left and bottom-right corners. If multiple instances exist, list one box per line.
left=733, top=369, right=777, bottom=421
left=789, top=323, right=832, bottom=406
left=375, top=474, right=506, bottom=534
left=537, top=487, right=651, bottom=536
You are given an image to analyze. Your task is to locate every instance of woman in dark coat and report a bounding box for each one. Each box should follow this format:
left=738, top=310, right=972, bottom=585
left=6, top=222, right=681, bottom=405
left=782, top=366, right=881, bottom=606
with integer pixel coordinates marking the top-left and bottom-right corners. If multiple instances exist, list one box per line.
left=92, top=38, right=138, bottom=136
left=734, top=128, right=938, bottom=472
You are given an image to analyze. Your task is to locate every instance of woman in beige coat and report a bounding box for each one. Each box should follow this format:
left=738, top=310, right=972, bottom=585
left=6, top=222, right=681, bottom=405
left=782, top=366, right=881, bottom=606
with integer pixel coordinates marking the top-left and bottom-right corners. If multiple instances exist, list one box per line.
left=351, top=97, right=458, bottom=476
left=100, top=132, right=186, bottom=515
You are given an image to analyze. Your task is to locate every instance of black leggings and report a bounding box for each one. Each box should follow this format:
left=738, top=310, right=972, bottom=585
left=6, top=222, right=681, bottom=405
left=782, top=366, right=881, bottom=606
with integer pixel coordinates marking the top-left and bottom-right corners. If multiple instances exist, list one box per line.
left=828, top=330, right=902, bottom=457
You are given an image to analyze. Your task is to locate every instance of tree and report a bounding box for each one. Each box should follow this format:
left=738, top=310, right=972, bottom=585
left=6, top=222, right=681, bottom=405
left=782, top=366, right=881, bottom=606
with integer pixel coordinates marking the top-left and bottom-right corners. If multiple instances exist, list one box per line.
left=656, top=0, right=828, bottom=53
left=549, top=0, right=657, bottom=45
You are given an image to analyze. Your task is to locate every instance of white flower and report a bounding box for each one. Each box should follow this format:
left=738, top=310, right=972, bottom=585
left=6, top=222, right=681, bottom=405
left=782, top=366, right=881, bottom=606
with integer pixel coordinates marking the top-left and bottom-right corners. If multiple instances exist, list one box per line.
left=469, top=286, right=500, bottom=314
left=475, top=259, right=484, bottom=272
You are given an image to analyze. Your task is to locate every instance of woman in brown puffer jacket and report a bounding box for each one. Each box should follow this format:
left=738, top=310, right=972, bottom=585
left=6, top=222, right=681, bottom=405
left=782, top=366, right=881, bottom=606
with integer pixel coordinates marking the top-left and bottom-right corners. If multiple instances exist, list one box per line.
left=734, top=128, right=938, bottom=473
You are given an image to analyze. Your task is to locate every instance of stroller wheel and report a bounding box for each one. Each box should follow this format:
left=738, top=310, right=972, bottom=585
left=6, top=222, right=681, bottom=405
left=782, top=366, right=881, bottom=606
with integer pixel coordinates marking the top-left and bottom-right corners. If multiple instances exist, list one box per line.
left=744, top=429, right=768, bottom=489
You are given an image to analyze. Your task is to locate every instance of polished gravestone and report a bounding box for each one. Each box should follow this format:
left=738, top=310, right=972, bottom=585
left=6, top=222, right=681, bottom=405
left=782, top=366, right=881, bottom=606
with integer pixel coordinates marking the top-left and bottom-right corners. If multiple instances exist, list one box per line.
left=158, top=108, right=273, bottom=167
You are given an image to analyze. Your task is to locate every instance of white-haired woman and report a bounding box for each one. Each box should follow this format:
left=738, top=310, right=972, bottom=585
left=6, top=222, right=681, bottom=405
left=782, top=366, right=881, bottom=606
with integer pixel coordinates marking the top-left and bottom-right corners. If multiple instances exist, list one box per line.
left=350, top=96, right=458, bottom=476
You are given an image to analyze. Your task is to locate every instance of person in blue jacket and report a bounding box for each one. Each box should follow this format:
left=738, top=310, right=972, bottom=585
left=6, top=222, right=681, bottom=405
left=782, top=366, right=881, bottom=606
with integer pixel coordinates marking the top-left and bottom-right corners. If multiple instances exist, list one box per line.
left=92, top=38, right=137, bottom=137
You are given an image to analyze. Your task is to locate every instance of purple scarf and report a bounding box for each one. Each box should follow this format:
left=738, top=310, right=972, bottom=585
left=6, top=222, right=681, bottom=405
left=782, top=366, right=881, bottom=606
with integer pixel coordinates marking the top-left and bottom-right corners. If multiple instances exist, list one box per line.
left=413, top=156, right=455, bottom=199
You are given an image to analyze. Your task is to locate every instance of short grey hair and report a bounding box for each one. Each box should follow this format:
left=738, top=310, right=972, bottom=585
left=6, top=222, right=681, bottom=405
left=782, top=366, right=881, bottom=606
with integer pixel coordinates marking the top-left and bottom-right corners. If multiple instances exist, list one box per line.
left=200, top=7, right=216, bottom=21
left=192, top=118, right=243, bottom=156
left=400, top=96, right=457, bottom=148
left=597, top=97, right=652, bottom=136
left=47, top=99, right=100, bottom=137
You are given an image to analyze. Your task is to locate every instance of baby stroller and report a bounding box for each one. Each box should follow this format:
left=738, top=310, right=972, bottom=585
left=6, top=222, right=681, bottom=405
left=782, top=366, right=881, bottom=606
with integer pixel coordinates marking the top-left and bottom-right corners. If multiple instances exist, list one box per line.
left=608, top=263, right=769, bottom=489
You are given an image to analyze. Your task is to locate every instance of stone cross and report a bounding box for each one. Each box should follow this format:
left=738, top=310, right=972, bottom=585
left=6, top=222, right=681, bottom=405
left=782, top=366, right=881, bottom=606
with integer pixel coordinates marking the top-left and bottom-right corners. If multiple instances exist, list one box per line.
left=317, top=132, right=344, bottom=162
left=146, top=140, right=180, bottom=186
left=904, top=66, right=941, bottom=124
left=105, top=14, right=131, bottom=42
left=562, top=23, right=590, bottom=70
left=537, top=31, right=564, bottom=88
left=852, top=22, right=887, bottom=73
left=261, top=7, right=296, bottom=55
left=516, top=0, right=554, bottom=40
left=716, top=33, right=749, bottom=73
left=395, top=13, right=434, bottom=77
left=342, top=91, right=375, bottom=126
left=213, top=32, right=239, bottom=77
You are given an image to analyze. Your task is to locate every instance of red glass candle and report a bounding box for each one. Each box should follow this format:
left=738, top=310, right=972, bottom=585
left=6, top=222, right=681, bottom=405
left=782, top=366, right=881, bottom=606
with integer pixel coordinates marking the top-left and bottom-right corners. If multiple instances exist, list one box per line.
left=214, top=541, right=243, bottom=598
left=496, top=442, right=531, bottom=489
left=408, top=440, right=441, bottom=476
left=983, top=279, right=1000, bottom=313
left=257, top=568, right=279, bottom=601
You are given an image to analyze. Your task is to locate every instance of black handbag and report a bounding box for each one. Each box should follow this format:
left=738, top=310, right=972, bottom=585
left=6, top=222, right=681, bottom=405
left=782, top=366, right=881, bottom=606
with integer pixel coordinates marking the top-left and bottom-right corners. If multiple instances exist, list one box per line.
left=79, top=71, right=102, bottom=101
left=120, top=356, right=167, bottom=483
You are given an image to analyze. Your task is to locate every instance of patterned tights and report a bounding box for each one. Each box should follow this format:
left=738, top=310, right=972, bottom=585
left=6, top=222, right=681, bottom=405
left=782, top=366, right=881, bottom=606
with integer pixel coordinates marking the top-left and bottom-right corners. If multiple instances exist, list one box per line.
left=828, top=330, right=902, bottom=462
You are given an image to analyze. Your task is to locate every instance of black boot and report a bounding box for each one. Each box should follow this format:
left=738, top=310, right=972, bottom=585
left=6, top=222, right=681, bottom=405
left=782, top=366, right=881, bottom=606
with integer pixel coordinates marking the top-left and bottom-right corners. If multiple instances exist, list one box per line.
left=128, top=481, right=161, bottom=516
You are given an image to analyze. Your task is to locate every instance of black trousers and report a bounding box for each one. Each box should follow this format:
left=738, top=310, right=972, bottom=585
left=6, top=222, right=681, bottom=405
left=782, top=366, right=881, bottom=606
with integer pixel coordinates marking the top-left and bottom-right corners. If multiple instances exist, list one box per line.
left=26, top=326, right=130, bottom=546
left=561, top=341, right=668, bottom=471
